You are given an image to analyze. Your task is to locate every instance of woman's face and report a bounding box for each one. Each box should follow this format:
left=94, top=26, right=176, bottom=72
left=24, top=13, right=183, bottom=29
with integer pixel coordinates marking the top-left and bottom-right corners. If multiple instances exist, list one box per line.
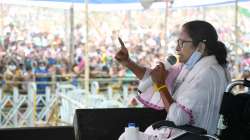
left=176, top=27, right=196, bottom=63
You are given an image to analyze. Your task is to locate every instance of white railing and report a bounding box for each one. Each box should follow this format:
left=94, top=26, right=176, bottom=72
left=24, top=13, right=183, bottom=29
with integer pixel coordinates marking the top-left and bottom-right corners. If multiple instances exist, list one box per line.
left=0, top=81, right=141, bottom=128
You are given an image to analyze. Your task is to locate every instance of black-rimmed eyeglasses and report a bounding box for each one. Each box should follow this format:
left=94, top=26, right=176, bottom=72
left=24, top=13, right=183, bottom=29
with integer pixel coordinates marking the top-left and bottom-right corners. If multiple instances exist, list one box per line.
left=177, top=39, right=193, bottom=49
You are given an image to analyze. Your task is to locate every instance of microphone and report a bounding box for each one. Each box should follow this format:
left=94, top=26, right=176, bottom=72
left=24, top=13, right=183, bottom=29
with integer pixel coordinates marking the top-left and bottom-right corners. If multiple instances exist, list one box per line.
left=137, top=55, right=177, bottom=94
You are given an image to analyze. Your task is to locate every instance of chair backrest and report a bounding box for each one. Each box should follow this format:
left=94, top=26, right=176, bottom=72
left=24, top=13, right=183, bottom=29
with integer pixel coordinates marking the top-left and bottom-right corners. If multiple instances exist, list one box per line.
left=74, top=108, right=167, bottom=140
left=219, top=79, right=250, bottom=140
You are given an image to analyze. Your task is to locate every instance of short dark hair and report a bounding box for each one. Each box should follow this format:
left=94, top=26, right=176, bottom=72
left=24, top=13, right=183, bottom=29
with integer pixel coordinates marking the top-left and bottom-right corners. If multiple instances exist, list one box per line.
left=183, top=20, right=228, bottom=67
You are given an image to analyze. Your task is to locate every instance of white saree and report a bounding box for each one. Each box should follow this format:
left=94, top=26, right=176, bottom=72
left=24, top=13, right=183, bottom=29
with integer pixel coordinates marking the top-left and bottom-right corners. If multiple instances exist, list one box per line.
left=119, top=55, right=230, bottom=140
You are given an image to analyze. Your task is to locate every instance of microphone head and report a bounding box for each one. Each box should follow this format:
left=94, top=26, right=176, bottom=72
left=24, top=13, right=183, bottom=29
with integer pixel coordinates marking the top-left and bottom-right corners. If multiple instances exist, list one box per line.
left=167, top=55, right=177, bottom=65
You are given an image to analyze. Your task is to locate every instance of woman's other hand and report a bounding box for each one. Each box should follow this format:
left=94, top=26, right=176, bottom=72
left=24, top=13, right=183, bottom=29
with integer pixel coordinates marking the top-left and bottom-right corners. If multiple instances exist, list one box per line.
left=150, top=62, right=168, bottom=85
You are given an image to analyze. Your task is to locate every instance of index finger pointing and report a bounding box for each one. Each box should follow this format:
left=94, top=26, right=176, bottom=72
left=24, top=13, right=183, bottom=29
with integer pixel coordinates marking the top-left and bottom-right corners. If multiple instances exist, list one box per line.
left=118, top=37, right=126, bottom=48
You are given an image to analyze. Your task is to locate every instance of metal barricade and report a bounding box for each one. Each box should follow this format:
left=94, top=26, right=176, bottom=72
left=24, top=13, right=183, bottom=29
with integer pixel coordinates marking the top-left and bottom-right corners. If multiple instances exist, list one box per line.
left=0, top=78, right=139, bottom=128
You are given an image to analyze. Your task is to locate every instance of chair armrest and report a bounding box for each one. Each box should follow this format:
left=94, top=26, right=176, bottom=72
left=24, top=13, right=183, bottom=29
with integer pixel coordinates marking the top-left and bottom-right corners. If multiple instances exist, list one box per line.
left=152, top=120, right=220, bottom=140
left=151, top=120, right=207, bottom=135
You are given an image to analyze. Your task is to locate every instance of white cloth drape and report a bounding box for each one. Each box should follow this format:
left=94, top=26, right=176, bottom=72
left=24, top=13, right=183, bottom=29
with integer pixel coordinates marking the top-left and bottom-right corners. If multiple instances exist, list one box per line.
left=119, top=55, right=230, bottom=140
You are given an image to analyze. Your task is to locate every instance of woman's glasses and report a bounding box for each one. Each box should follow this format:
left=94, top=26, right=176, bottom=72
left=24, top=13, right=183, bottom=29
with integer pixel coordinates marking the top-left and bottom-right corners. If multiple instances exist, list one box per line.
left=177, top=39, right=193, bottom=49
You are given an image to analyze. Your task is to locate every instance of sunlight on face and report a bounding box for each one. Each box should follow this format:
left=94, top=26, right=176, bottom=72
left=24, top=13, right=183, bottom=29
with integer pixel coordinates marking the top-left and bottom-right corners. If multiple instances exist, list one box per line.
left=176, top=27, right=196, bottom=63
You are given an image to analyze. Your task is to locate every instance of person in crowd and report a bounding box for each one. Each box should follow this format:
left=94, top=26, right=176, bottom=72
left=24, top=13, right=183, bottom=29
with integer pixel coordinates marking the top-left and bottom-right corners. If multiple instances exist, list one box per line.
left=3, top=61, right=23, bottom=95
left=116, top=20, right=230, bottom=139
left=71, top=64, right=82, bottom=87
left=241, top=53, right=250, bottom=79
left=22, top=66, right=34, bottom=92
left=34, top=61, right=49, bottom=94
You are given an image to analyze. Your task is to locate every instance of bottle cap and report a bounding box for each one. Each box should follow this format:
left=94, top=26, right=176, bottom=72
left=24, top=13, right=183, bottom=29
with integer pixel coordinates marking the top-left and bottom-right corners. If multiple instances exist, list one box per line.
left=128, top=123, right=136, bottom=127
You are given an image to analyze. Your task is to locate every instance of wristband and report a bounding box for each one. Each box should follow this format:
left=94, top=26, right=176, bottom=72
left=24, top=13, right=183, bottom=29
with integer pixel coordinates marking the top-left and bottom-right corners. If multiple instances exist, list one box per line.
left=153, top=84, right=168, bottom=92
left=157, top=85, right=167, bottom=92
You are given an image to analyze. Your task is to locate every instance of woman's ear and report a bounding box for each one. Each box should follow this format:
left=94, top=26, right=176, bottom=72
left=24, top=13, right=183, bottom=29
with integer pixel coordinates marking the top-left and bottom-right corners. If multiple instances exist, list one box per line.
left=196, top=42, right=206, bottom=54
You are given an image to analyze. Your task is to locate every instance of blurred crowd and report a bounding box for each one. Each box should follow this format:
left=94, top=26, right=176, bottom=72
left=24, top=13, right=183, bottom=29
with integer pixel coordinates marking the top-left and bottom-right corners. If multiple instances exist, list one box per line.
left=0, top=3, right=250, bottom=95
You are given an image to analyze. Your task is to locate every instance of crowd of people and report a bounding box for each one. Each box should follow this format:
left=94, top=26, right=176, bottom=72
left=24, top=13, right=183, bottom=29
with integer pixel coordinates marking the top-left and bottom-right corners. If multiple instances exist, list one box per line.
left=0, top=3, right=250, bottom=95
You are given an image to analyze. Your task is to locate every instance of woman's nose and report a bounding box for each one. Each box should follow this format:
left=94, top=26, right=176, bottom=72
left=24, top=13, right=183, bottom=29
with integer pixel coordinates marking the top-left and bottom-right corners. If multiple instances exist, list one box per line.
left=176, top=45, right=181, bottom=52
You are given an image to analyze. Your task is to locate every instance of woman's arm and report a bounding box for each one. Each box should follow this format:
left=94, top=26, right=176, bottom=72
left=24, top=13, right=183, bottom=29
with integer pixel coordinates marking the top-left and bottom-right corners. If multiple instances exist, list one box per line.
left=156, top=84, right=175, bottom=112
left=115, top=38, right=146, bottom=80
left=150, top=62, right=175, bottom=111
left=123, top=58, right=146, bottom=80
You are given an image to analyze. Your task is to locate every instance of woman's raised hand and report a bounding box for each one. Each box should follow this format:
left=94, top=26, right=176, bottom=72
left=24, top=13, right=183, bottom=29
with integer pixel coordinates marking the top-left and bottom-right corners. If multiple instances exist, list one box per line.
left=115, top=37, right=130, bottom=66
